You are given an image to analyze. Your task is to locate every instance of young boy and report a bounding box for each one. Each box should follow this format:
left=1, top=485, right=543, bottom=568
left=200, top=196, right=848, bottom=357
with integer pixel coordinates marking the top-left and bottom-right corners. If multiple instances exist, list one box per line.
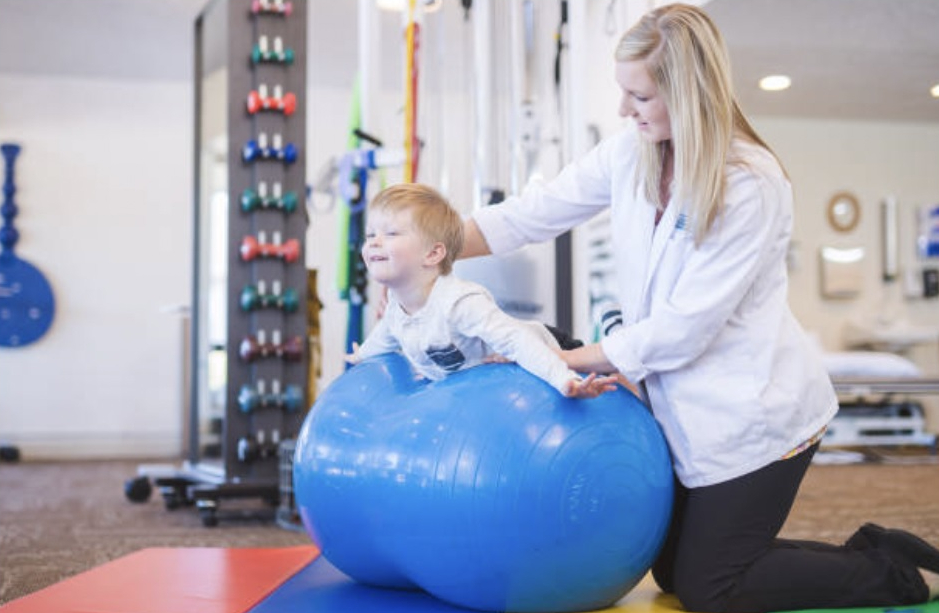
left=348, top=183, right=616, bottom=399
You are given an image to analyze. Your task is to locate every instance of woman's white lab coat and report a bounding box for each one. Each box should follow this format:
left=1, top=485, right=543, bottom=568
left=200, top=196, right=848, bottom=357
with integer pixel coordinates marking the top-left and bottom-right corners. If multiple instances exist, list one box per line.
left=473, top=126, right=837, bottom=487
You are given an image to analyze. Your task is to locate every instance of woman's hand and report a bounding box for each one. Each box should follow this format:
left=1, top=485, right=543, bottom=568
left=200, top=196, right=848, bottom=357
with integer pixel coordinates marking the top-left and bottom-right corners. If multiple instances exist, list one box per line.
left=613, top=373, right=641, bottom=397
left=562, top=373, right=619, bottom=399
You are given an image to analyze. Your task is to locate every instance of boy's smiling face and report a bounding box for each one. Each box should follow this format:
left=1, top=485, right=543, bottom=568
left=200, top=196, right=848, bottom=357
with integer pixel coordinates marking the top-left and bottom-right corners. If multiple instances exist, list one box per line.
left=362, top=208, right=437, bottom=289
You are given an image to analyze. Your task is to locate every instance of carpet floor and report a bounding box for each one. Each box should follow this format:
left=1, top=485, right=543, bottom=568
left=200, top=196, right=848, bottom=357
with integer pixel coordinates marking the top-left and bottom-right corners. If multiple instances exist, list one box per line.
left=1, top=455, right=938, bottom=606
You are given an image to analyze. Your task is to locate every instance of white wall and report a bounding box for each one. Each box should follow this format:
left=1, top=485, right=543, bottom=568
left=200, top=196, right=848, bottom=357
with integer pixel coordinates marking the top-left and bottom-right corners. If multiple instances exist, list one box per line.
left=0, top=75, right=192, bottom=458
left=2, top=0, right=937, bottom=460
left=754, top=118, right=939, bottom=430
left=572, top=0, right=939, bottom=431
left=756, top=116, right=939, bottom=365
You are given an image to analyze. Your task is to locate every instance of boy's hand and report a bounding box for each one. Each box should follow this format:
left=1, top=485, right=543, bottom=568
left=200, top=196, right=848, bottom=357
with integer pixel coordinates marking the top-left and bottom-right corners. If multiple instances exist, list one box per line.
left=345, top=341, right=361, bottom=365
left=562, top=373, right=619, bottom=399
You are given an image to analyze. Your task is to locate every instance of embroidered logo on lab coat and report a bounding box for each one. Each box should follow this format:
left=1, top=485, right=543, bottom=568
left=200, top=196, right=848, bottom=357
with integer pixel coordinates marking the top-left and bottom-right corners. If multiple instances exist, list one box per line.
left=675, top=213, right=688, bottom=231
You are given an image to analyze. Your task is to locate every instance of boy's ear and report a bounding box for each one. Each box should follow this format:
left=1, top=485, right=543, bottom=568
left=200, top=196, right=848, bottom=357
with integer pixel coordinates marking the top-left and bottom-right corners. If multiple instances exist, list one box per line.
left=424, top=242, right=447, bottom=268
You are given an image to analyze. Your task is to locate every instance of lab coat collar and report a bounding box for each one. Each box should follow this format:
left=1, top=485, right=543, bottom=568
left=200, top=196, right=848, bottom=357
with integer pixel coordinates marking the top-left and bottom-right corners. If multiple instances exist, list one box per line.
left=636, top=193, right=692, bottom=316
left=617, top=190, right=656, bottom=325
left=646, top=201, right=680, bottom=286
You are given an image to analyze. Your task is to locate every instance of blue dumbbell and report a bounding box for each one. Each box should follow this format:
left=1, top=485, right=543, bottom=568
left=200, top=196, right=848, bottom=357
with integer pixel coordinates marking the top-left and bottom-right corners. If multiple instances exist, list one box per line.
left=238, top=384, right=261, bottom=413
left=281, top=142, right=298, bottom=164
left=242, top=139, right=267, bottom=162
left=242, top=133, right=297, bottom=165
left=280, top=384, right=303, bottom=411
left=238, top=380, right=303, bottom=413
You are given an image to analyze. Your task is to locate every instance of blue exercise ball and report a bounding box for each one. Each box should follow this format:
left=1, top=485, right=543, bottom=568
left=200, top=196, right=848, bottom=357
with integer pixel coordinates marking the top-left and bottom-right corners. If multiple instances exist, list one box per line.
left=294, top=353, right=673, bottom=613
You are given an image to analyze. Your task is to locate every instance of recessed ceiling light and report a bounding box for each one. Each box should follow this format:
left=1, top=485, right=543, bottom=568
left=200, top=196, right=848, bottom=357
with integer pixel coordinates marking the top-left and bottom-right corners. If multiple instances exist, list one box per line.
left=759, top=75, right=791, bottom=92
left=931, top=84, right=939, bottom=98
left=376, top=0, right=442, bottom=12
left=376, top=0, right=404, bottom=10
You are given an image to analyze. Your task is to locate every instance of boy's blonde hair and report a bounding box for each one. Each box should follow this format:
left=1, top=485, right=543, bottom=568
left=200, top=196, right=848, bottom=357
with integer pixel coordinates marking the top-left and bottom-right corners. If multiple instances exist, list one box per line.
left=368, top=183, right=464, bottom=275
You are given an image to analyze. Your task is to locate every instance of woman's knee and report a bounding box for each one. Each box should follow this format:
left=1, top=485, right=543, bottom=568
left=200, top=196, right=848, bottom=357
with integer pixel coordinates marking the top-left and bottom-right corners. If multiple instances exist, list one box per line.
left=651, top=557, right=674, bottom=594
left=672, top=569, right=735, bottom=613
left=675, top=590, right=728, bottom=613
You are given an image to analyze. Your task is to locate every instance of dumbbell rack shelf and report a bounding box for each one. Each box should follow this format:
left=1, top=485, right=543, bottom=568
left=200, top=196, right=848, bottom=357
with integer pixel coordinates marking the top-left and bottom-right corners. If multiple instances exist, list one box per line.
left=128, top=0, right=308, bottom=527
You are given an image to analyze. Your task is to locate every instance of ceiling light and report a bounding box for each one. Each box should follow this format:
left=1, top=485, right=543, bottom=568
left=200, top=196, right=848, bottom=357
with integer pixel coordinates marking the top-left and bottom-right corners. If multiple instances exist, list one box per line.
left=376, top=0, right=442, bottom=12
left=931, top=84, right=939, bottom=98
left=759, top=75, right=791, bottom=92
left=377, top=0, right=405, bottom=10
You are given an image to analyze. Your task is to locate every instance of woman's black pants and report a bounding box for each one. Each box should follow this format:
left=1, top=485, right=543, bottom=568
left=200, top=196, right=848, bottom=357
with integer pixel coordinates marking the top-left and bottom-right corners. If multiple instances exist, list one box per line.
left=652, top=443, right=928, bottom=612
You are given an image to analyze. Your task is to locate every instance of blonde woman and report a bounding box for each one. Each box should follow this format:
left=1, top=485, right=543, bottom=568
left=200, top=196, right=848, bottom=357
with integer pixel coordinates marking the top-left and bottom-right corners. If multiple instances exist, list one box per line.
left=461, top=3, right=939, bottom=611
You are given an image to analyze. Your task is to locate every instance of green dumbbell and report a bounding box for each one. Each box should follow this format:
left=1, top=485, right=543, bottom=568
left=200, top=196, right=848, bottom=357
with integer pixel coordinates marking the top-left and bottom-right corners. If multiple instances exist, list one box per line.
left=251, top=35, right=294, bottom=65
left=241, top=182, right=298, bottom=214
left=240, top=280, right=299, bottom=312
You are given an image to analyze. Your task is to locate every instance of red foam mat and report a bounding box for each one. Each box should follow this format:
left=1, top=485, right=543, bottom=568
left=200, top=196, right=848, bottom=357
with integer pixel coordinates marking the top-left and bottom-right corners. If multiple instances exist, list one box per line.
left=0, top=546, right=319, bottom=613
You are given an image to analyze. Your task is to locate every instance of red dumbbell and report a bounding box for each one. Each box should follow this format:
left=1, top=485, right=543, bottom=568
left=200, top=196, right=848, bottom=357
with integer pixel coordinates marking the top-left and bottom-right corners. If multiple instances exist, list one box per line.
left=240, top=235, right=264, bottom=261
left=239, top=330, right=303, bottom=362
left=246, top=88, right=265, bottom=114
left=250, top=0, right=293, bottom=16
left=247, top=84, right=296, bottom=116
left=278, top=335, right=304, bottom=361
left=236, top=429, right=282, bottom=464
left=279, top=91, right=297, bottom=115
left=240, top=231, right=300, bottom=263
left=239, top=334, right=263, bottom=362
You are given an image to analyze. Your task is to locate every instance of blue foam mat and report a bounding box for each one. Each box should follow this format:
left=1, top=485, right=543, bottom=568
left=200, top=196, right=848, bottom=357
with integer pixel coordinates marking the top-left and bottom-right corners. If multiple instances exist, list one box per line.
left=247, top=555, right=939, bottom=613
left=246, top=556, right=476, bottom=613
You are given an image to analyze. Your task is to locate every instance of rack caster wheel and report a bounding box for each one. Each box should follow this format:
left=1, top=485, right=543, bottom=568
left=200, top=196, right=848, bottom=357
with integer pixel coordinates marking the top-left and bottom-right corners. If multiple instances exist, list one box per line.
left=197, top=499, right=219, bottom=527
left=124, top=476, right=152, bottom=503
left=0, top=445, right=21, bottom=463
left=163, top=491, right=183, bottom=510
left=154, top=477, right=194, bottom=511
left=200, top=509, right=219, bottom=527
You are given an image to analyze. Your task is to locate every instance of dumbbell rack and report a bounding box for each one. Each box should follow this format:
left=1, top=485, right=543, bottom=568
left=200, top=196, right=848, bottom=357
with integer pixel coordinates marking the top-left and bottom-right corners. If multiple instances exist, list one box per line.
left=150, top=0, right=308, bottom=527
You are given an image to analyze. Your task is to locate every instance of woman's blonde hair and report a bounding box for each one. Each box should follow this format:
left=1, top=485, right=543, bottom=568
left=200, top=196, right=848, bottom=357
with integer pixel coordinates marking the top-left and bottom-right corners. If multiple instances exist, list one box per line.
left=615, top=3, right=780, bottom=242
left=368, top=183, right=464, bottom=275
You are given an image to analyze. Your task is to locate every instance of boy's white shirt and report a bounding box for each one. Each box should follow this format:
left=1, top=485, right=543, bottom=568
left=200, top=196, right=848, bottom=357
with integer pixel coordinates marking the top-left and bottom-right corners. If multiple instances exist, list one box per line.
left=356, top=274, right=578, bottom=393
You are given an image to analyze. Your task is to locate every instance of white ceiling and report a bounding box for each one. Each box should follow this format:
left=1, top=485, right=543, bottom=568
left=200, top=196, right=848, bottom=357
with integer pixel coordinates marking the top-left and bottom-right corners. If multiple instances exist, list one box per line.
left=1, top=0, right=937, bottom=123
left=0, top=0, right=206, bottom=81
left=707, top=0, right=939, bottom=124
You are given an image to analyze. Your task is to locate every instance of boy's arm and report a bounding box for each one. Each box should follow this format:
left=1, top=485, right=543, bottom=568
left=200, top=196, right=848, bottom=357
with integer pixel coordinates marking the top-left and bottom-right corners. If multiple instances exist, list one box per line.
left=451, top=293, right=615, bottom=398
left=349, top=313, right=400, bottom=364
